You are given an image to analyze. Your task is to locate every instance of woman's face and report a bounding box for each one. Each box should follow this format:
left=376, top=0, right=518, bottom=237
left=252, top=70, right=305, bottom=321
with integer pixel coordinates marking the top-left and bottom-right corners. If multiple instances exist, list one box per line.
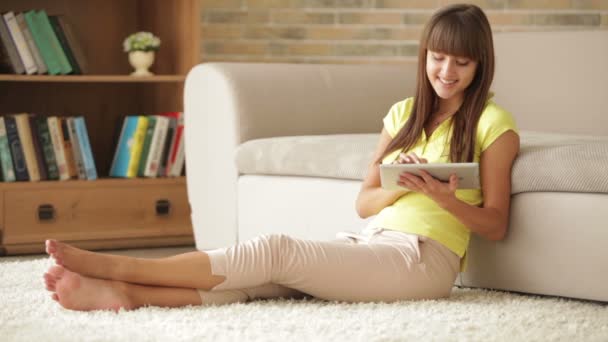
left=426, top=50, right=478, bottom=102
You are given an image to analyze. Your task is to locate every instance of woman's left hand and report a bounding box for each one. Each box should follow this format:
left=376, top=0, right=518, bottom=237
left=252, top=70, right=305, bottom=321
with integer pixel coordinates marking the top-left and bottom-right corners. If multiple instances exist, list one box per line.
left=397, top=170, right=458, bottom=206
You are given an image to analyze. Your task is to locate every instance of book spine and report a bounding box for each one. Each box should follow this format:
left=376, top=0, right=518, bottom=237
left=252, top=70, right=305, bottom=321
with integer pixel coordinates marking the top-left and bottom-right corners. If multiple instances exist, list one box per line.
left=36, top=10, right=72, bottom=75
left=137, top=116, right=156, bottom=177
left=74, top=117, right=97, bottom=180
left=0, top=117, right=16, bottom=182
left=67, top=117, right=86, bottom=179
left=48, top=16, right=80, bottom=74
left=15, top=13, right=47, bottom=74
left=126, top=116, right=148, bottom=178
left=35, top=116, right=59, bottom=180
left=47, top=116, right=69, bottom=180
left=0, top=14, right=25, bottom=74
left=110, top=116, right=137, bottom=177
left=158, top=118, right=175, bottom=177
left=24, top=10, right=61, bottom=75
left=5, top=115, right=28, bottom=181
left=3, top=12, right=37, bottom=74
left=169, top=132, right=186, bottom=177
left=28, top=114, right=48, bottom=181
left=55, top=15, right=87, bottom=74
left=144, top=116, right=168, bottom=178
left=168, top=112, right=184, bottom=176
left=0, top=34, right=15, bottom=73
left=14, top=113, right=40, bottom=181
left=60, top=117, right=77, bottom=178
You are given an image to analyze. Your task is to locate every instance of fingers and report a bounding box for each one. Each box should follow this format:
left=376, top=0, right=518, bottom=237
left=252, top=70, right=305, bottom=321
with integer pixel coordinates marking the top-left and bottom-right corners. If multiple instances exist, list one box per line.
left=393, top=152, right=428, bottom=164
left=449, top=173, right=459, bottom=191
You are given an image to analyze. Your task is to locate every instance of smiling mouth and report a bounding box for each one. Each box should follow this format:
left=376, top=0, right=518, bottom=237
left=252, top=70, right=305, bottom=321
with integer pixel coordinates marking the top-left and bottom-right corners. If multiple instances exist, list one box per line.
left=439, top=78, right=457, bottom=85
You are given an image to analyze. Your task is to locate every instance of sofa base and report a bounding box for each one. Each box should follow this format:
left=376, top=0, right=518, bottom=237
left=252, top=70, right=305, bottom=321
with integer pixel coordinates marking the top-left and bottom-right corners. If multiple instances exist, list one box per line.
left=238, top=175, right=372, bottom=243
left=461, top=191, right=608, bottom=302
left=234, top=175, right=607, bottom=302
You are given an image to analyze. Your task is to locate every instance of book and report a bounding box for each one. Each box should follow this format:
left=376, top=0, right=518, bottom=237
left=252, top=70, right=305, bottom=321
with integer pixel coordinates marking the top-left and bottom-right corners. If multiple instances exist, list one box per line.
left=0, top=34, right=14, bottom=73
left=0, top=13, right=25, bottom=74
left=169, top=131, right=186, bottom=177
left=60, top=117, right=77, bottom=178
left=126, top=116, right=149, bottom=178
left=66, top=117, right=86, bottom=179
left=0, top=117, right=16, bottom=182
left=168, top=112, right=185, bottom=177
left=15, top=13, right=47, bottom=74
left=158, top=115, right=177, bottom=177
left=73, top=116, right=97, bottom=180
left=33, top=116, right=59, bottom=180
left=143, top=116, right=169, bottom=178
left=24, top=10, right=61, bottom=75
left=14, top=113, right=40, bottom=181
left=137, top=116, right=156, bottom=177
left=4, top=115, right=29, bottom=181
left=35, top=10, right=72, bottom=74
left=54, top=15, right=88, bottom=74
left=48, top=15, right=81, bottom=74
left=28, top=114, right=48, bottom=181
left=47, top=116, right=70, bottom=180
left=3, top=12, right=37, bottom=74
left=110, top=116, right=137, bottom=177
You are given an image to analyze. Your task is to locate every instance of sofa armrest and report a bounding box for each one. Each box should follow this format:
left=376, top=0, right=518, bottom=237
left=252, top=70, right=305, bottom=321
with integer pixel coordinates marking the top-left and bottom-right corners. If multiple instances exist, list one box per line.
left=184, top=62, right=414, bottom=250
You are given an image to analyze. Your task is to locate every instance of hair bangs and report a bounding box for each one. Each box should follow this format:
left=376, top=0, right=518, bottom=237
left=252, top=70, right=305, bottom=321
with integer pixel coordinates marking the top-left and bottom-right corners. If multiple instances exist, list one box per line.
left=426, top=14, right=483, bottom=61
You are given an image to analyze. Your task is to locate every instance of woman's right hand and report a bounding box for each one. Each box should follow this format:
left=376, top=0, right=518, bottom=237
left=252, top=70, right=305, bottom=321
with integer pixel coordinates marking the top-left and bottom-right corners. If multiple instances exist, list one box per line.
left=392, top=152, right=428, bottom=164
left=393, top=152, right=427, bottom=191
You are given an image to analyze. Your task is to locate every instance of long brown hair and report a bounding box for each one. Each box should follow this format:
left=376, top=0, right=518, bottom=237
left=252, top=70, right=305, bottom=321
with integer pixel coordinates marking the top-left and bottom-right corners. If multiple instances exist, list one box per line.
left=378, top=4, right=494, bottom=163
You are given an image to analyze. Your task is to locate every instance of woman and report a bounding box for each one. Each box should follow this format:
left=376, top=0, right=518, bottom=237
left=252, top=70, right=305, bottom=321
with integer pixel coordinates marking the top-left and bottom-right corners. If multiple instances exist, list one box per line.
left=43, top=3, right=519, bottom=312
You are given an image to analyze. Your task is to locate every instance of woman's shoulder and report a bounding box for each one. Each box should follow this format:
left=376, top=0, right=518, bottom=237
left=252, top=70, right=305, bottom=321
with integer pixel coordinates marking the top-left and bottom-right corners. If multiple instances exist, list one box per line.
left=478, top=98, right=517, bottom=129
left=390, top=97, right=415, bottom=114
left=476, top=97, right=519, bottom=151
left=384, top=97, right=415, bottom=136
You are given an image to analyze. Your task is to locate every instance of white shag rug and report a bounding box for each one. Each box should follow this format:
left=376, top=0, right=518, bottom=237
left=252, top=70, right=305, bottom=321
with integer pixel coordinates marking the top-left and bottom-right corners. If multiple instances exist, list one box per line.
left=1, top=255, right=607, bottom=342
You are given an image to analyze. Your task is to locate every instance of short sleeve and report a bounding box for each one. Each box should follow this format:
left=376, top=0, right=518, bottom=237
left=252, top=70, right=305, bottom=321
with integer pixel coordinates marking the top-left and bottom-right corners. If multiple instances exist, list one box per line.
left=477, top=101, right=519, bottom=152
left=382, top=98, right=414, bottom=138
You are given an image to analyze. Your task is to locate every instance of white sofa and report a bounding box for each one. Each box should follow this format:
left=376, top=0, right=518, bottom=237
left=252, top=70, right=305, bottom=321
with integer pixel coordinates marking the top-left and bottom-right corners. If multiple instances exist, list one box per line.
left=184, top=31, right=608, bottom=302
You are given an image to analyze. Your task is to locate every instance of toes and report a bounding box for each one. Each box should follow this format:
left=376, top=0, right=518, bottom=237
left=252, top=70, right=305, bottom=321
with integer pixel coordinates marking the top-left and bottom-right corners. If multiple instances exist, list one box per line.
left=48, top=265, right=65, bottom=279
left=52, top=293, right=59, bottom=302
left=46, top=240, right=65, bottom=265
left=44, top=273, right=56, bottom=291
left=45, top=239, right=57, bottom=255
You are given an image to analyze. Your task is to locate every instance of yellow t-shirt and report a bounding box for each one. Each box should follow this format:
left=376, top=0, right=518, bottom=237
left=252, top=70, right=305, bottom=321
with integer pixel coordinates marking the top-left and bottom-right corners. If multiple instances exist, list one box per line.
left=367, top=97, right=519, bottom=271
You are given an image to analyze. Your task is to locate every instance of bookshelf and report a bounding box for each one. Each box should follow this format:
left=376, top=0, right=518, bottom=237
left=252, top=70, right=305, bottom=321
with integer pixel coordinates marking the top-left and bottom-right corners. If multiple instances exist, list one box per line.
left=0, top=0, right=201, bottom=255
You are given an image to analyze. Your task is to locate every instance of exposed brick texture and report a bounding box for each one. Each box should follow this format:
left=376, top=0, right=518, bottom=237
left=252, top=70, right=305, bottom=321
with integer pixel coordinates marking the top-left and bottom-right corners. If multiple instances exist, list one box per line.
left=199, top=0, right=608, bottom=64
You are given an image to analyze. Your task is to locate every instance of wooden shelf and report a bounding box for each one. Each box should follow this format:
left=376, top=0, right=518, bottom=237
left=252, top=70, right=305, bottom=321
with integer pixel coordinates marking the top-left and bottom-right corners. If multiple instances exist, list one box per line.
left=0, top=75, right=187, bottom=83
left=0, top=176, right=186, bottom=190
left=0, top=0, right=201, bottom=255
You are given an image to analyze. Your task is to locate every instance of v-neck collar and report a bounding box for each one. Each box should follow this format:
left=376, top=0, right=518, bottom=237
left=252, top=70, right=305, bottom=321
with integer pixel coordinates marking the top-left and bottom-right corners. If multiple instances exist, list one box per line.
left=422, top=116, right=453, bottom=141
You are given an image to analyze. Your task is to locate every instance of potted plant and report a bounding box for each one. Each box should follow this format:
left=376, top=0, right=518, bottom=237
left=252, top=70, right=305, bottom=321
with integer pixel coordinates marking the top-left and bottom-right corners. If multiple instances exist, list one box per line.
left=123, top=31, right=161, bottom=76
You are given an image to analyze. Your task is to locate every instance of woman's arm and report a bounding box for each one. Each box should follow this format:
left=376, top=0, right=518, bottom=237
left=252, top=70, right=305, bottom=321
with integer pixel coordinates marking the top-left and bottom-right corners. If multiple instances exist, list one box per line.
left=433, top=130, right=520, bottom=241
left=355, top=129, right=409, bottom=218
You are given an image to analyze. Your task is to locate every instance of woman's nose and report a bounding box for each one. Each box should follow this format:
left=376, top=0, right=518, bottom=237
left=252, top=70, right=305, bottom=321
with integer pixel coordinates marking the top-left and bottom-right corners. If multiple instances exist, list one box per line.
left=440, top=61, right=456, bottom=77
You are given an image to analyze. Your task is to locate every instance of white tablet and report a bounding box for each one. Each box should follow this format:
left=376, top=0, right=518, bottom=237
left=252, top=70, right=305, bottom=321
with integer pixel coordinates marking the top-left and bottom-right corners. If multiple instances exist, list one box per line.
left=379, top=162, right=480, bottom=190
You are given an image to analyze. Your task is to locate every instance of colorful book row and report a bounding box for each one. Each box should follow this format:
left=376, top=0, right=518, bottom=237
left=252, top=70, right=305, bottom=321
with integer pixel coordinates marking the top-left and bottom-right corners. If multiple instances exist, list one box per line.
left=0, top=114, right=97, bottom=182
left=110, top=112, right=185, bottom=178
left=0, top=9, right=87, bottom=75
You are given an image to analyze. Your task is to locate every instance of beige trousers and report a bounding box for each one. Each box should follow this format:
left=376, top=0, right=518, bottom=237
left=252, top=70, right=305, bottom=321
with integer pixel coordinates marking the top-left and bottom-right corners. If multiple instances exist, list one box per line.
left=198, top=227, right=460, bottom=305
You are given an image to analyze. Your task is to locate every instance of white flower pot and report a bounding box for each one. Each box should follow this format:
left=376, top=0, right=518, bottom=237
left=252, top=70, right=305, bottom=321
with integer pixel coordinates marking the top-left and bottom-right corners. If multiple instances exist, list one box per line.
left=128, top=51, right=155, bottom=76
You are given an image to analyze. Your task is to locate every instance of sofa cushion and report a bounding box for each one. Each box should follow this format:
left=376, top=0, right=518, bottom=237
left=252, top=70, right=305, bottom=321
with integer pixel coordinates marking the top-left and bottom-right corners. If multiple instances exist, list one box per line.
left=235, top=131, right=608, bottom=194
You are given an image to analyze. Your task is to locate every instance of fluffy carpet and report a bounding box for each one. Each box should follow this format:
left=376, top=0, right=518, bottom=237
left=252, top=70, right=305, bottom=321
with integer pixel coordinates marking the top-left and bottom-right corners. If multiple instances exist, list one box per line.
left=1, top=255, right=606, bottom=342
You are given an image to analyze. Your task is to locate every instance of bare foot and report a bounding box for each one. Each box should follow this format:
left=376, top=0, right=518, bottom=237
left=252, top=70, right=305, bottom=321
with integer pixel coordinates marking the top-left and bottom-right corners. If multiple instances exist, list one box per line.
left=43, top=265, right=133, bottom=312
left=45, top=239, right=122, bottom=280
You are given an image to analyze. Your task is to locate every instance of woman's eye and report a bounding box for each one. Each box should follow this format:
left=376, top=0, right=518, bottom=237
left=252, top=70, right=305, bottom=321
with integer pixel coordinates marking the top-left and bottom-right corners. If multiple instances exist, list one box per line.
left=456, top=61, right=469, bottom=66
left=433, top=55, right=444, bottom=61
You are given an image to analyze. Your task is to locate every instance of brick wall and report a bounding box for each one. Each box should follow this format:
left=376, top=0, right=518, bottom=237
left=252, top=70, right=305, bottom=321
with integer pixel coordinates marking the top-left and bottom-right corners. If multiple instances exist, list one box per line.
left=200, top=0, right=608, bottom=64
